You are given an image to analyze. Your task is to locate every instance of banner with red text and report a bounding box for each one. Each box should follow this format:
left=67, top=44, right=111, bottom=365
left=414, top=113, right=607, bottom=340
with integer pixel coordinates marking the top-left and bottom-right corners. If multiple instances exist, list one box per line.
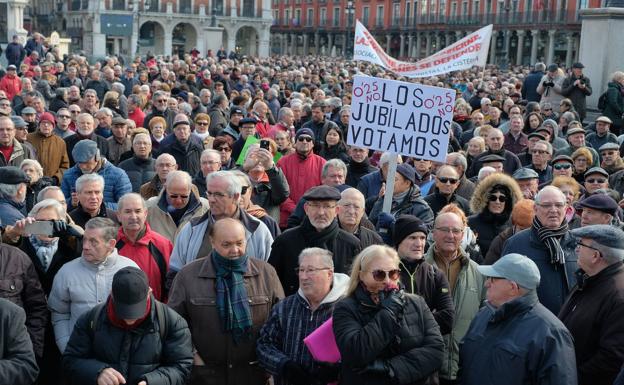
left=353, top=21, right=493, bottom=78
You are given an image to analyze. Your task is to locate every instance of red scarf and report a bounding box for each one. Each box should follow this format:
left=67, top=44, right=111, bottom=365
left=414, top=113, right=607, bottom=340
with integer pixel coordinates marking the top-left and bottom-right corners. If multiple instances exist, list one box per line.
left=106, top=295, right=151, bottom=331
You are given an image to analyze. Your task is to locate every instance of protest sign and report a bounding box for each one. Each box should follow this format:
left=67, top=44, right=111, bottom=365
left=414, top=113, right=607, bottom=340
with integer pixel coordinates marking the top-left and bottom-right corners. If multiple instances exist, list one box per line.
left=347, top=75, right=455, bottom=163
left=353, top=21, right=492, bottom=78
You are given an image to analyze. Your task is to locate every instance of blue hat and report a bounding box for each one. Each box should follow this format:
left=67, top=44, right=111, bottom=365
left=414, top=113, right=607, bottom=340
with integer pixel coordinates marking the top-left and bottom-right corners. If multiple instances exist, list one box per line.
left=295, top=127, right=315, bottom=141
left=396, top=163, right=416, bottom=185
left=477, top=253, right=541, bottom=290
left=512, top=168, right=539, bottom=180
left=577, top=194, right=618, bottom=215
left=72, top=139, right=99, bottom=163
left=571, top=225, right=624, bottom=251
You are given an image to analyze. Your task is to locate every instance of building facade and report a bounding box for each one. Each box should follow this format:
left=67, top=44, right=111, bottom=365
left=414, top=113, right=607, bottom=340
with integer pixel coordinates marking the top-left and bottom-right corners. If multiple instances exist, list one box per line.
left=0, top=0, right=29, bottom=45
left=271, top=0, right=606, bottom=67
left=31, top=0, right=272, bottom=58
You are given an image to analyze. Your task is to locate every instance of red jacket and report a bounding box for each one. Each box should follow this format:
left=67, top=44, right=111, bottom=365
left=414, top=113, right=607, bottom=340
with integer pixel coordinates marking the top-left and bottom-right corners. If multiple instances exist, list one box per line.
left=116, top=223, right=173, bottom=301
left=129, top=107, right=145, bottom=128
left=0, top=74, right=21, bottom=101
left=276, top=152, right=326, bottom=227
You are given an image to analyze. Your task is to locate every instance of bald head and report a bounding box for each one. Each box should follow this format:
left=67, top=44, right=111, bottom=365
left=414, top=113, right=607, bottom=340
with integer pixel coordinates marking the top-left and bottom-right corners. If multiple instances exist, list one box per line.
left=209, top=218, right=247, bottom=259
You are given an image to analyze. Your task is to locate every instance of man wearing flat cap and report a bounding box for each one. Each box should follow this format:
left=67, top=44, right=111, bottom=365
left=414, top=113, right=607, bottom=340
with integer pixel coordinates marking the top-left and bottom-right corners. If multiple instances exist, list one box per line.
left=562, top=62, right=592, bottom=123
left=63, top=266, right=193, bottom=385
left=459, top=253, right=577, bottom=385
left=269, top=185, right=361, bottom=295
left=587, top=116, right=618, bottom=153
left=555, top=125, right=600, bottom=168
left=0, top=166, right=29, bottom=226
left=106, top=117, right=132, bottom=165
left=26, top=112, right=69, bottom=185
left=598, top=142, right=624, bottom=175
left=276, top=127, right=327, bottom=228
left=159, top=113, right=203, bottom=177
left=559, top=225, right=624, bottom=385
left=466, top=128, right=522, bottom=178
left=551, top=154, right=575, bottom=179
left=513, top=167, right=540, bottom=200
left=60, top=139, right=132, bottom=211
left=583, top=167, right=609, bottom=197
left=575, top=193, right=619, bottom=228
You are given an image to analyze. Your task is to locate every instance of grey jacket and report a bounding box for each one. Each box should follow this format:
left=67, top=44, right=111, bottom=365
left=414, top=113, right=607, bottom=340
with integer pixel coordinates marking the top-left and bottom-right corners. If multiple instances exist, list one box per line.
left=47, top=250, right=138, bottom=352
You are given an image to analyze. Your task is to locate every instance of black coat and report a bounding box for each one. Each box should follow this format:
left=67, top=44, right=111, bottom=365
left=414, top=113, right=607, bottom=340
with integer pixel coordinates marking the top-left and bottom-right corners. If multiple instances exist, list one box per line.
left=467, top=211, right=512, bottom=257
left=63, top=297, right=193, bottom=385
left=424, top=191, right=470, bottom=217
left=159, top=139, right=203, bottom=177
left=0, top=298, right=39, bottom=385
left=118, top=156, right=156, bottom=193
left=65, top=133, right=110, bottom=166
left=333, top=286, right=444, bottom=385
left=559, top=262, right=624, bottom=385
left=268, top=219, right=361, bottom=296
left=522, top=70, right=544, bottom=103
left=346, top=159, right=378, bottom=188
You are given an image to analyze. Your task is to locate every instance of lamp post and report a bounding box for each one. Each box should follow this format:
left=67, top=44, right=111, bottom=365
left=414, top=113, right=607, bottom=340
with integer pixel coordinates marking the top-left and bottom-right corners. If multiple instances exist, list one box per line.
left=345, top=0, right=355, bottom=59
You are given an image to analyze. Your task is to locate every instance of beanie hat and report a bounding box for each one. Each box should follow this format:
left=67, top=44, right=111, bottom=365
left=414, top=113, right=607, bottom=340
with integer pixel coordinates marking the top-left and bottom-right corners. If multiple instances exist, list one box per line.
left=511, top=199, right=535, bottom=228
left=393, top=215, right=428, bottom=247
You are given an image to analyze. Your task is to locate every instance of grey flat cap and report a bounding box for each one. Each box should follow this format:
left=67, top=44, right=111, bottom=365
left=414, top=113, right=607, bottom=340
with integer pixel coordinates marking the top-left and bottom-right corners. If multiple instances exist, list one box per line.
left=477, top=253, right=541, bottom=290
left=584, top=167, right=609, bottom=178
left=571, top=225, right=624, bottom=251
left=513, top=167, right=539, bottom=180
left=21, top=107, right=36, bottom=115
left=599, top=142, right=619, bottom=152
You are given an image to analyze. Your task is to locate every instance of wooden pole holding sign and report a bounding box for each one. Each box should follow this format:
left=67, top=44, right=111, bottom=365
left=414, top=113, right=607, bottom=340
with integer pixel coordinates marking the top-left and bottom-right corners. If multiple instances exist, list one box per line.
left=382, top=156, right=398, bottom=213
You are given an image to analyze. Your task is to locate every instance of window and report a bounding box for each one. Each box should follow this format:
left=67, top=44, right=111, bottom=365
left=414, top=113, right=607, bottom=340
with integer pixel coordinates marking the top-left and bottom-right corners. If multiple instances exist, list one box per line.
left=439, top=0, right=446, bottom=21
left=273, top=10, right=279, bottom=24
left=451, top=1, right=457, bottom=18
left=295, top=9, right=301, bottom=25
left=421, top=0, right=428, bottom=23
left=363, top=6, right=370, bottom=25
left=473, top=0, right=479, bottom=16
left=462, top=1, right=467, bottom=18
left=307, top=8, right=314, bottom=26
left=393, top=3, right=400, bottom=25
left=406, top=2, right=411, bottom=25
left=321, top=8, right=327, bottom=24
left=285, top=9, right=291, bottom=25
left=376, top=5, right=384, bottom=27
left=333, top=7, right=340, bottom=26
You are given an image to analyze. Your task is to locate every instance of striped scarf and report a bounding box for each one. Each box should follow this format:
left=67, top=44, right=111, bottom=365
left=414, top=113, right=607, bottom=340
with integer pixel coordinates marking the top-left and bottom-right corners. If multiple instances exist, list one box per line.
left=533, top=217, right=568, bottom=265
left=212, top=250, right=252, bottom=344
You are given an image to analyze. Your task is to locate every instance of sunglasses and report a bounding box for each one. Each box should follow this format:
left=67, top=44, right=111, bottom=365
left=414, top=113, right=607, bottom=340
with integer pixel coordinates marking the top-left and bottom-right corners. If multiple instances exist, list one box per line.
left=196, top=122, right=209, bottom=126
left=586, top=178, right=606, bottom=184
left=297, top=136, right=313, bottom=142
left=241, top=185, right=250, bottom=195
left=370, top=269, right=401, bottom=282
left=553, top=163, right=572, bottom=170
left=217, top=147, right=232, bottom=152
left=488, top=195, right=507, bottom=203
left=438, top=177, right=458, bottom=184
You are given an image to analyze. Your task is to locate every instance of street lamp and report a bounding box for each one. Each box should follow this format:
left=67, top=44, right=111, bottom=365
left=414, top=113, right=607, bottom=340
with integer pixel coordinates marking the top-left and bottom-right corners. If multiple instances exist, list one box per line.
left=345, top=0, right=355, bottom=59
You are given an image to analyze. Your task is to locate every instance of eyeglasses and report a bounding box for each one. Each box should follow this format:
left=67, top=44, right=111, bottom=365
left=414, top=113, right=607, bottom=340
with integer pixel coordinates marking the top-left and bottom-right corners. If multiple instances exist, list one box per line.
left=536, top=202, right=566, bottom=209
left=294, top=267, right=331, bottom=275
left=58, top=115, right=71, bottom=119
left=217, top=147, right=232, bottom=152
left=370, top=269, right=401, bottom=282
left=576, top=241, right=600, bottom=252
left=206, top=191, right=229, bottom=198
left=544, top=108, right=552, bottom=111
left=196, top=121, right=210, bottom=126
left=553, top=163, right=572, bottom=170
left=488, top=194, right=507, bottom=203
left=297, top=136, right=313, bottom=142
left=168, top=193, right=189, bottom=199
left=586, top=178, right=606, bottom=184
left=531, top=149, right=549, bottom=155
left=307, top=202, right=336, bottom=210
left=70, top=110, right=81, bottom=114
left=434, top=227, right=463, bottom=235
left=438, top=177, right=458, bottom=184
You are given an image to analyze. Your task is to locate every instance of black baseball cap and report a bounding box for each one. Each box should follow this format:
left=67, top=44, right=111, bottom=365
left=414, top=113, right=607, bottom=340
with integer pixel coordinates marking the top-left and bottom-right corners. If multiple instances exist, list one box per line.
left=112, top=267, right=150, bottom=319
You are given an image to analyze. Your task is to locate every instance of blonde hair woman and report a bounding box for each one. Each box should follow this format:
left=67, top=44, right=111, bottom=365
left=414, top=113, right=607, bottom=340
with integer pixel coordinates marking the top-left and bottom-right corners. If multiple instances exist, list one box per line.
left=333, top=245, right=444, bottom=385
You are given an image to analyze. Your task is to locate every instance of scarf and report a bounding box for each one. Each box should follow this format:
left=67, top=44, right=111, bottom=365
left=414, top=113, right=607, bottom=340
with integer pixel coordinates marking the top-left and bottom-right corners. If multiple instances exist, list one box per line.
left=29, top=235, right=59, bottom=271
left=212, top=250, right=252, bottom=344
left=533, top=217, right=568, bottom=265
left=300, top=217, right=340, bottom=249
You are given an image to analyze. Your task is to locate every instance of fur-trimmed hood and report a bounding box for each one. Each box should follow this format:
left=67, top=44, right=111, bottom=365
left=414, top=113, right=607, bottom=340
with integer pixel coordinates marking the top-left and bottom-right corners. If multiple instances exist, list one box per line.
left=469, top=172, right=523, bottom=214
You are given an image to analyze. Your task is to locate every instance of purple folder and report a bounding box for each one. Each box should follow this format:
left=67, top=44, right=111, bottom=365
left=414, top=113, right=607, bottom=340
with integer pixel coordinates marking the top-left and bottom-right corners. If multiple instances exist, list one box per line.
left=303, top=317, right=341, bottom=363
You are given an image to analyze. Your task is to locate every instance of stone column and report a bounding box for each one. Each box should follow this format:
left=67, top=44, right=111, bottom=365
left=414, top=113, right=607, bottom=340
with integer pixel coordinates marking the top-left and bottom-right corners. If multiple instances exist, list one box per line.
left=503, top=32, right=511, bottom=63
left=414, top=33, right=421, bottom=58
left=565, top=33, right=574, bottom=68
left=489, top=31, right=497, bottom=64
left=386, top=34, right=392, bottom=53
left=164, top=30, right=173, bottom=57
left=290, top=33, right=297, bottom=55
left=399, top=34, right=406, bottom=58
left=314, top=32, right=320, bottom=55
left=530, top=30, right=539, bottom=65
left=407, top=34, right=414, bottom=59
left=281, top=34, right=287, bottom=55
left=303, top=34, right=309, bottom=56
left=328, top=33, right=333, bottom=55
left=435, top=34, right=441, bottom=52
left=516, top=30, right=525, bottom=66
left=258, top=29, right=270, bottom=57
left=546, top=29, right=556, bottom=65
left=425, top=33, right=432, bottom=56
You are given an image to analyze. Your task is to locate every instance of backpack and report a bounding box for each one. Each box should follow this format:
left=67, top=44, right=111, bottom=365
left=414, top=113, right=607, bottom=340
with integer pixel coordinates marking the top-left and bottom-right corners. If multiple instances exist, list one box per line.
left=598, top=91, right=608, bottom=111
left=90, top=298, right=168, bottom=340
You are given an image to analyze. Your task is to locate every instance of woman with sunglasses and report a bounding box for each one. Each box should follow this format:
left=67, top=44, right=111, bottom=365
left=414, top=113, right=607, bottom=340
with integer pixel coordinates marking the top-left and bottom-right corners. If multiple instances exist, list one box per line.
left=467, top=173, right=523, bottom=257
left=333, top=245, right=444, bottom=385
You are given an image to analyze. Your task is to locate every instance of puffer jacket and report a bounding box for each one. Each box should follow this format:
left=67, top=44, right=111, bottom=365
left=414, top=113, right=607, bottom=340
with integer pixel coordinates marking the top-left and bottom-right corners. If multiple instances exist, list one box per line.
left=369, top=186, right=435, bottom=228
left=333, top=285, right=444, bottom=385
left=62, top=295, right=193, bottom=385
left=467, top=173, right=523, bottom=256
left=60, top=159, right=132, bottom=210
left=425, top=246, right=485, bottom=381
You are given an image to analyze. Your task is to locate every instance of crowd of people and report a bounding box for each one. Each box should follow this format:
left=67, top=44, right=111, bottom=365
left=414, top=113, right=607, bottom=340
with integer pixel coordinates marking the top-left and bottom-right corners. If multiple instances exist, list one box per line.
left=1, top=31, right=624, bottom=385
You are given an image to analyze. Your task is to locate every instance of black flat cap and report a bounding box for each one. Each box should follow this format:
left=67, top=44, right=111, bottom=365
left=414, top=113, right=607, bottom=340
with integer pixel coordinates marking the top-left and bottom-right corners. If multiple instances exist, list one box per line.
left=240, top=117, right=257, bottom=125
left=577, top=194, right=618, bottom=215
left=0, top=166, right=30, bottom=185
left=480, top=154, right=506, bottom=163
left=303, top=185, right=341, bottom=201
left=552, top=154, right=573, bottom=164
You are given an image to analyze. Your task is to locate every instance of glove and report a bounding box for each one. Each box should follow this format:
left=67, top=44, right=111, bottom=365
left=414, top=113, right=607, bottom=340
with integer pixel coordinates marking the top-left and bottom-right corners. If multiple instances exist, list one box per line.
left=355, top=360, right=393, bottom=377
left=52, top=220, right=83, bottom=239
left=282, top=361, right=310, bottom=385
left=314, top=361, right=340, bottom=384
left=379, top=289, right=405, bottom=317
left=376, top=212, right=395, bottom=245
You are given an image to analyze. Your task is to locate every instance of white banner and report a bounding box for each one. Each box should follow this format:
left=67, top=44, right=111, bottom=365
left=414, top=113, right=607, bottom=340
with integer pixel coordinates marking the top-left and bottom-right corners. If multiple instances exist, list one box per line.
left=347, top=75, right=455, bottom=163
left=353, top=21, right=493, bottom=78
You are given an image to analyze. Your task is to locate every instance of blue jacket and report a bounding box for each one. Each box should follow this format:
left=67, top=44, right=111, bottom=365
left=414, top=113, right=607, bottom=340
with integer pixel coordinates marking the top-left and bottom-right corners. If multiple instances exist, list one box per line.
left=61, top=160, right=132, bottom=210
left=521, top=70, right=544, bottom=103
left=0, top=197, right=25, bottom=226
left=459, top=292, right=577, bottom=385
left=356, top=169, right=383, bottom=200
left=502, top=227, right=577, bottom=315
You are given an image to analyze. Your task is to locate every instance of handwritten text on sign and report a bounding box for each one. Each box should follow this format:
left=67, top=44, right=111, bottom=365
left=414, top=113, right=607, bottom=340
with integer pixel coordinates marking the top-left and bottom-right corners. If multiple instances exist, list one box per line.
left=348, top=76, right=455, bottom=163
